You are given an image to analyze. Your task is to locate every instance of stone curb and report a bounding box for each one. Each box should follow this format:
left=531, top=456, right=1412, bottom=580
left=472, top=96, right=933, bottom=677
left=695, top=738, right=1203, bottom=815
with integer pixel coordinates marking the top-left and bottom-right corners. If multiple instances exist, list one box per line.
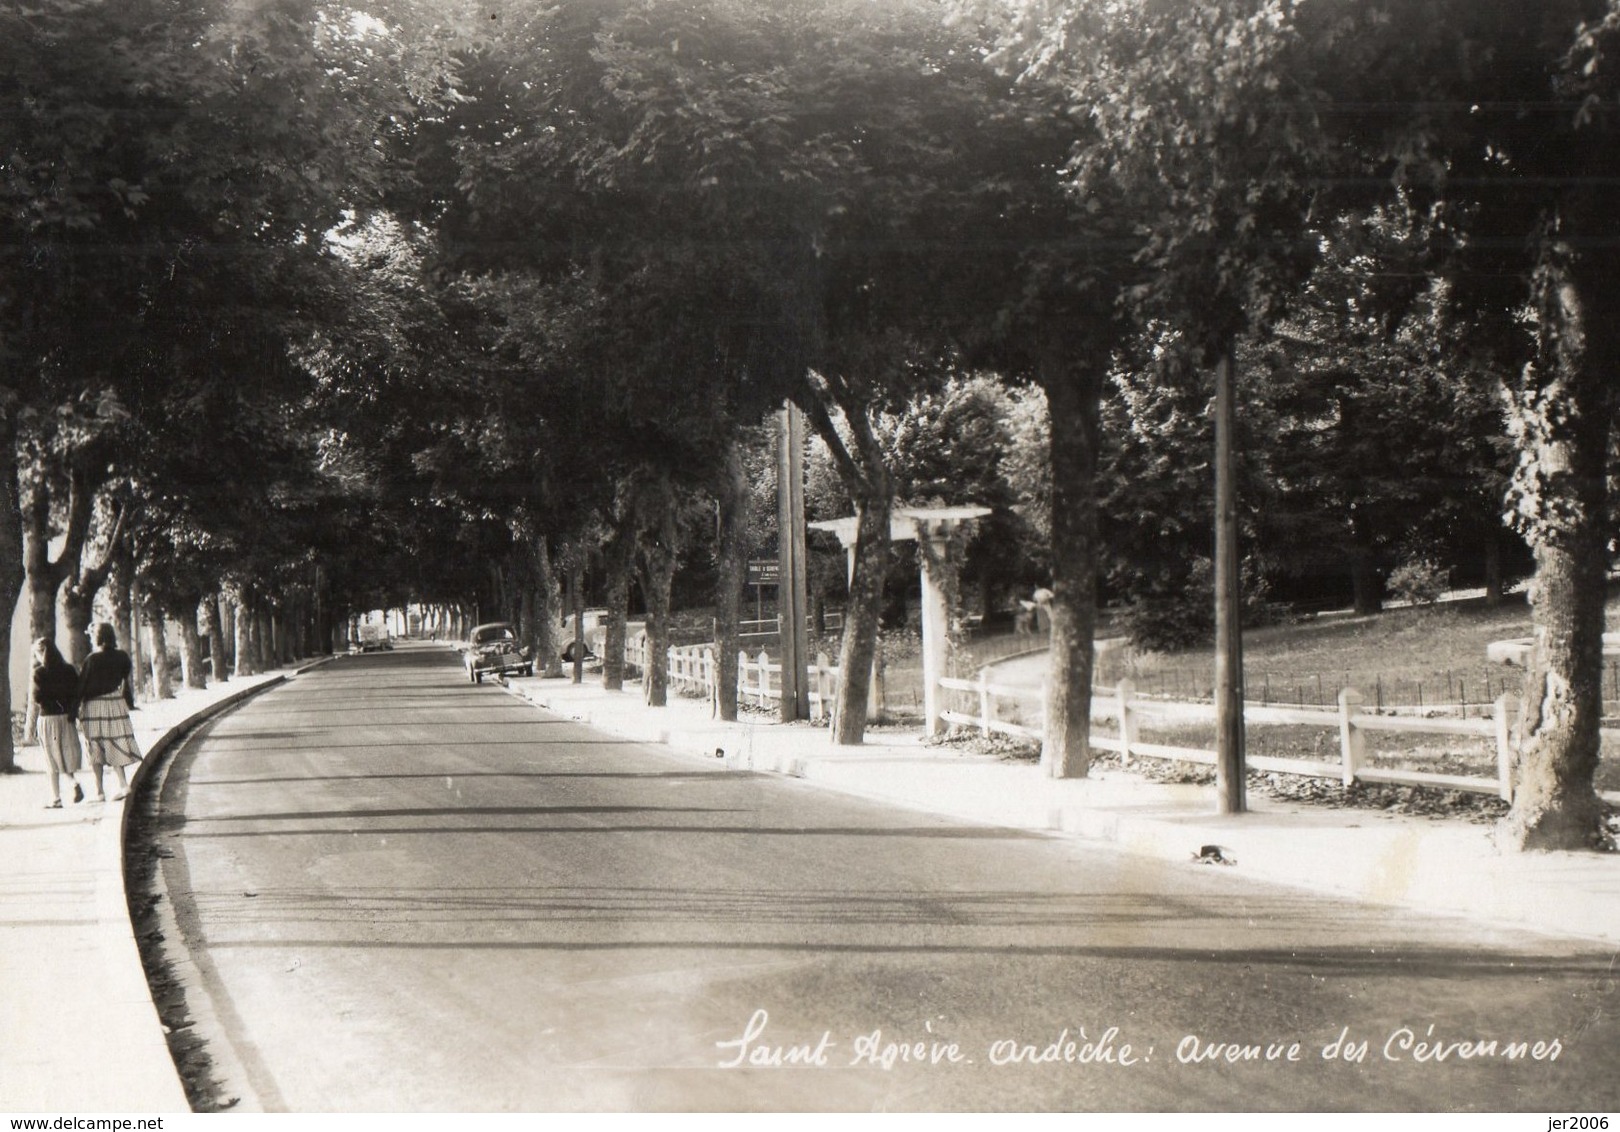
left=95, top=670, right=304, bottom=1112
left=506, top=678, right=1620, bottom=947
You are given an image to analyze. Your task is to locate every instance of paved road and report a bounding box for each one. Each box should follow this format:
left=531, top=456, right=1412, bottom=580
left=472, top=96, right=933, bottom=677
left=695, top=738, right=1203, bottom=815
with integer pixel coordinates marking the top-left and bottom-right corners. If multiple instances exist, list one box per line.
left=145, top=645, right=1620, bottom=1112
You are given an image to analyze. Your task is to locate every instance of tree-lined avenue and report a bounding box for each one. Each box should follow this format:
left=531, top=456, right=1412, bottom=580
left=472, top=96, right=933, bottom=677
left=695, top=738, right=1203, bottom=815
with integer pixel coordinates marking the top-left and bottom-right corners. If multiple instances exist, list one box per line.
left=141, top=644, right=1620, bottom=1111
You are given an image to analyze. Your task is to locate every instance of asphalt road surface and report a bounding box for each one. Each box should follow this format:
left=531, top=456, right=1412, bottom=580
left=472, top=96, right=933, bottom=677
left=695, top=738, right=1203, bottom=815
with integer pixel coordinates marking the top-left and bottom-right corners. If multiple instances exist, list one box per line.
left=143, top=644, right=1620, bottom=1112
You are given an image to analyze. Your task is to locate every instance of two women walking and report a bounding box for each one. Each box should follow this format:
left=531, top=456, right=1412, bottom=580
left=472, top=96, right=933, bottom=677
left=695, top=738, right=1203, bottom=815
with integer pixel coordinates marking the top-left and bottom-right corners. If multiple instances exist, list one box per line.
left=24, top=623, right=142, bottom=808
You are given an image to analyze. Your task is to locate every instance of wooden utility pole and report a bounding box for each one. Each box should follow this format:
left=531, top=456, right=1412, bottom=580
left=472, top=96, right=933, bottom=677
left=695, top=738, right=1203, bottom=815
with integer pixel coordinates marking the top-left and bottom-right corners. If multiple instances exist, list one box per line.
left=777, top=402, right=810, bottom=721
left=1214, top=348, right=1247, bottom=813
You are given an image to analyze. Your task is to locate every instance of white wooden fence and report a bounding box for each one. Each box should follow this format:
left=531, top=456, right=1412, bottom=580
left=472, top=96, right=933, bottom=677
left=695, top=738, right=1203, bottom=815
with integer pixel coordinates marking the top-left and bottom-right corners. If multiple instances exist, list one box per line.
left=938, top=673, right=1518, bottom=800
left=627, top=635, right=842, bottom=719
left=625, top=633, right=1528, bottom=801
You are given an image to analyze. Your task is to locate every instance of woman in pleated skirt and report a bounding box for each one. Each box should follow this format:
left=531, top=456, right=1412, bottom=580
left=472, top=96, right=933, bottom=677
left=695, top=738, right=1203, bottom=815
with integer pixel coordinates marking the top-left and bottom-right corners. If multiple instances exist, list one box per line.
left=77, top=623, right=141, bottom=802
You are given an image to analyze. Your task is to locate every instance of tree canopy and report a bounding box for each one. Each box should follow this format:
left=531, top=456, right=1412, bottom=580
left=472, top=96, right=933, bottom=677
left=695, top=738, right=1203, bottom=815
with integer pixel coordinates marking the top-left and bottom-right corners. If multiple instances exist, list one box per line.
left=5, top=0, right=1616, bottom=849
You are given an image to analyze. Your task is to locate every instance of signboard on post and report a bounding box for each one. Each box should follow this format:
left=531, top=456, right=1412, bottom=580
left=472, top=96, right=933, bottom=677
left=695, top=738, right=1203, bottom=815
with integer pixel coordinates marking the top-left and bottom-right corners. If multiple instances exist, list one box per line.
left=747, top=559, right=781, bottom=587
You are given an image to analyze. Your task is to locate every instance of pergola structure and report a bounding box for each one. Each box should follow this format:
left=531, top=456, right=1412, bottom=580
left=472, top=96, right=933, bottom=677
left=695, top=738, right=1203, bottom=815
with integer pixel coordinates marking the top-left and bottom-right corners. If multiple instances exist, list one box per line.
left=809, top=505, right=991, bottom=735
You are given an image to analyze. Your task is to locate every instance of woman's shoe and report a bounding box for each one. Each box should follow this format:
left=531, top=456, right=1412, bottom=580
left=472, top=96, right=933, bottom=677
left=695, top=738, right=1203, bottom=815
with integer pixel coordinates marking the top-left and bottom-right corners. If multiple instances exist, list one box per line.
left=112, top=790, right=129, bottom=801
left=72, top=784, right=84, bottom=803
left=44, top=800, right=62, bottom=809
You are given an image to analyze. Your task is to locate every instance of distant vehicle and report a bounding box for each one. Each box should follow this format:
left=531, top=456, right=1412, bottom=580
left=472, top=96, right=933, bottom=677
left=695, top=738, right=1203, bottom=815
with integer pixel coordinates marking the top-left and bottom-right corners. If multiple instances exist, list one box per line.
left=356, top=623, right=392, bottom=653
left=463, top=622, right=533, bottom=683
left=559, top=608, right=609, bottom=664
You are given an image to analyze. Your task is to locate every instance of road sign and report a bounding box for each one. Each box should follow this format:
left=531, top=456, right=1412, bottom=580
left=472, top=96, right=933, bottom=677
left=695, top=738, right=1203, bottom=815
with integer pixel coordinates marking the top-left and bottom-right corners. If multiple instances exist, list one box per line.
left=747, top=559, right=780, bottom=586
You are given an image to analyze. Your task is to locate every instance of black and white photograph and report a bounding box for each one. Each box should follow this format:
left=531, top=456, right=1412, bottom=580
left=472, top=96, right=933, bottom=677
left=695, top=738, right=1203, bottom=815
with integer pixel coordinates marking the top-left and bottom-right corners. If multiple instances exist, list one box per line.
left=1, top=0, right=1618, bottom=1119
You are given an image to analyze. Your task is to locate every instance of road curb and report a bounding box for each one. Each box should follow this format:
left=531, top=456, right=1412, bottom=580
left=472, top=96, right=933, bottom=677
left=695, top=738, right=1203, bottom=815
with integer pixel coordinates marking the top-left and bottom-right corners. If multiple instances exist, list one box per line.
left=504, top=678, right=1620, bottom=947
left=96, top=671, right=299, bottom=1112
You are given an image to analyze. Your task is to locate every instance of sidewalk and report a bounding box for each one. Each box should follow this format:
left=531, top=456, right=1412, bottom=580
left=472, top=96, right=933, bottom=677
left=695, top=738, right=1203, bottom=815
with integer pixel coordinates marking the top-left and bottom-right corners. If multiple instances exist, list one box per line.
left=0, top=665, right=309, bottom=1114
left=508, top=672, right=1620, bottom=946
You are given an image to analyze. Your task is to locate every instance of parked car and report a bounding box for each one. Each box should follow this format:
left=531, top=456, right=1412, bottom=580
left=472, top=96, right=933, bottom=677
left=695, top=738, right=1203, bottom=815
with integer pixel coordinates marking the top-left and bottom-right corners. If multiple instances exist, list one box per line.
left=557, top=608, right=609, bottom=663
left=462, top=622, right=533, bottom=683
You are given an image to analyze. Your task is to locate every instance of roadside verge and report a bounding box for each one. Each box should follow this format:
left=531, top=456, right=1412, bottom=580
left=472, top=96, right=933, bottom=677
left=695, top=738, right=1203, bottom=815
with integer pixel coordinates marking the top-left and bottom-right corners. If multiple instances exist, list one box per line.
left=0, top=661, right=323, bottom=1114
left=505, top=675, right=1620, bottom=947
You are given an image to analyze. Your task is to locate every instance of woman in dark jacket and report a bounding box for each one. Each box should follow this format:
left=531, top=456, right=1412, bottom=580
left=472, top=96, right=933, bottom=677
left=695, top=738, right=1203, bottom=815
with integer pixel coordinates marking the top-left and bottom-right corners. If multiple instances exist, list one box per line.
left=25, top=637, right=83, bottom=808
left=77, top=622, right=141, bottom=802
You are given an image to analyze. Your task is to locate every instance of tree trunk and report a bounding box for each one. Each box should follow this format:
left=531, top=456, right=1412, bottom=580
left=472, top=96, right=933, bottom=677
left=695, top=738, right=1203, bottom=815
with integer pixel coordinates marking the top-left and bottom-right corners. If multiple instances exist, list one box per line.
left=235, top=599, right=258, bottom=677
left=107, top=549, right=133, bottom=655
left=801, top=384, right=893, bottom=746
left=1500, top=257, right=1611, bottom=851
left=601, top=525, right=635, bottom=693
left=490, top=562, right=509, bottom=626
left=570, top=569, right=585, bottom=685
left=1349, top=524, right=1382, bottom=615
left=146, top=611, right=175, bottom=699
left=21, top=464, right=93, bottom=647
left=22, top=502, right=64, bottom=646
left=60, top=586, right=94, bottom=666
left=1040, top=358, right=1104, bottom=778
left=0, top=420, right=26, bottom=773
left=179, top=605, right=207, bottom=689
left=537, top=538, right=563, bottom=678
left=58, top=497, right=126, bottom=665
left=205, top=596, right=229, bottom=684
left=831, top=488, right=890, bottom=744
left=641, top=550, right=673, bottom=709
left=602, top=571, right=629, bottom=692
left=128, top=571, right=147, bottom=699
left=255, top=610, right=272, bottom=672
left=639, top=501, right=679, bottom=708
left=518, top=568, right=538, bottom=664
left=714, top=439, right=750, bottom=722
left=311, top=566, right=328, bottom=655
left=1484, top=532, right=1504, bottom=608
left=219, top=595, right=236, bottom=672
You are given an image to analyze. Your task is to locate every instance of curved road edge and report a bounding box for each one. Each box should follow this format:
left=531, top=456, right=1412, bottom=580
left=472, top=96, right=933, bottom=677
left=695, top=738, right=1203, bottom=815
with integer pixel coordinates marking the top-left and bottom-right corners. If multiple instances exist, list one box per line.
left=93, top=660, right=332, bottom=1112
left=499, top=673, right=1620, bottom=949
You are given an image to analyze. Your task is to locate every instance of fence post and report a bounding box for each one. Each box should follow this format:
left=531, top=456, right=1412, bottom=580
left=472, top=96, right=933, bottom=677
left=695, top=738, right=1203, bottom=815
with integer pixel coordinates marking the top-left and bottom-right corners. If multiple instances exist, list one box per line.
left=1493, top=693, right=1515, bottom=802
left=1338, top=688, right=1365, bottom=787
left=812, top=651, right=831, bottom=722
left=758, top=650, right=773, bottom=709
left=703, top=647, right=717, bottom=717
left=1117, top=678, right=1137, bottom=764
left=977, top=669, right=992, bottom=736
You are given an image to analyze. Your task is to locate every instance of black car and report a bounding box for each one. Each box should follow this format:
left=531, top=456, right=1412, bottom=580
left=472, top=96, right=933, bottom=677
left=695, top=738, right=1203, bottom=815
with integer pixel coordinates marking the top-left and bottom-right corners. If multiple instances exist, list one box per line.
left=462, top=622, right=533, bottom=683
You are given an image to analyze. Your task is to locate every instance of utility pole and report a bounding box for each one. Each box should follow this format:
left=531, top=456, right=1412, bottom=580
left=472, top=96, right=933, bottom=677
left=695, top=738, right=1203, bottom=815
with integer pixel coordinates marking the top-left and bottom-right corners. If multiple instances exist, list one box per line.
left=1214, top=347, right=1247, bottom=813
left=777, top=402, right=810, bottom=721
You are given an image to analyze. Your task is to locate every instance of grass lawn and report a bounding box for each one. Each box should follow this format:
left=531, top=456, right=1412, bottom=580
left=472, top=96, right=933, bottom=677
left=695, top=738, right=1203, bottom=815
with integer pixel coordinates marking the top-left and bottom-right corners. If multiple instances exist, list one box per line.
left=959, top=589, right=1620, bottom=797
left=1107, top=591, right=1614, bottom=713
left=690, top=590, right=1620, bottom=798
